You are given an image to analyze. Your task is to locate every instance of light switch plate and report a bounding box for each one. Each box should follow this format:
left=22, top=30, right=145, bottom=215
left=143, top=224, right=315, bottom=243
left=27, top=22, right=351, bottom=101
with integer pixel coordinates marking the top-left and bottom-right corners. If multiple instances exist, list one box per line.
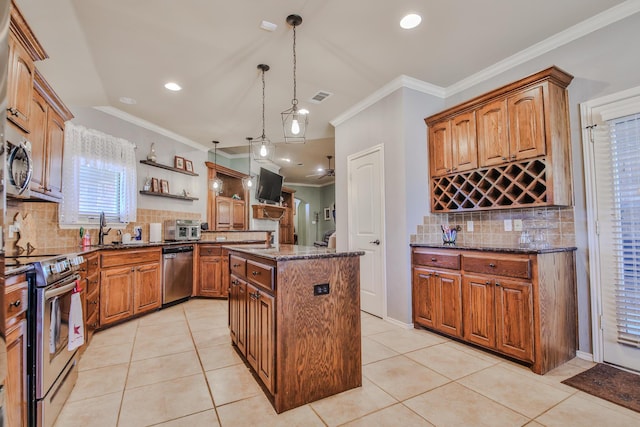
left=504, top=219, right=513, bottom=232
left=466, top=221, right=474, bottom=232
left=513, top=219, right=523, bottom=232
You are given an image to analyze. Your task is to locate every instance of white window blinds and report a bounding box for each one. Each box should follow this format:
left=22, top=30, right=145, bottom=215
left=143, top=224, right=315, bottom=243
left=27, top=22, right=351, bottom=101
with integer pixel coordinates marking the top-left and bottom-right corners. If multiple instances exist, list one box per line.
left=609, top=113, right=640, bottom=346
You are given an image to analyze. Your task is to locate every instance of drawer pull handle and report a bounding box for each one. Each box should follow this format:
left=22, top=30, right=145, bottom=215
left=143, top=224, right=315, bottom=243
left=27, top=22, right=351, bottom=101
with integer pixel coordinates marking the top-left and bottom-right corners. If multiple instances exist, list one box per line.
left=90, top=300, right=98, bottom=305
left=489, top=263, right=496, bottom=268
left=431, top=258, right=437, bottom=262
left=233, top=264, right=241, bottom=268
left=90, top=322, right=98, bottom=328
left=10, top=299, right=21, bottom=308
left=252, top=271, right=260, bottom=276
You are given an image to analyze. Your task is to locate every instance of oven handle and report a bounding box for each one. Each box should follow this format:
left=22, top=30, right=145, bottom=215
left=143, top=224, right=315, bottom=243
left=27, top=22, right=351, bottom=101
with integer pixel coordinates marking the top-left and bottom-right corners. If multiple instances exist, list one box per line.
left=44, top=278, right=79, bottom=300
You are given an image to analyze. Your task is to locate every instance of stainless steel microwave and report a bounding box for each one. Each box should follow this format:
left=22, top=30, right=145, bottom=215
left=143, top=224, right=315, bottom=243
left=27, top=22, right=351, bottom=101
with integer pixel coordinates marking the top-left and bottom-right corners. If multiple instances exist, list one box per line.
left=164, top=219, right=201, bottom=241
left=5, top=128, right=33, bottom=198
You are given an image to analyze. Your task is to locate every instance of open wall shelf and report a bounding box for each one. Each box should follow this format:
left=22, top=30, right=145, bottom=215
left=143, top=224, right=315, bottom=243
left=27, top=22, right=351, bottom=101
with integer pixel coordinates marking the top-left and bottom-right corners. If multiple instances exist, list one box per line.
left=140, top=160, right=199, bottom=176
left=139, top=191, right=199, bottom=201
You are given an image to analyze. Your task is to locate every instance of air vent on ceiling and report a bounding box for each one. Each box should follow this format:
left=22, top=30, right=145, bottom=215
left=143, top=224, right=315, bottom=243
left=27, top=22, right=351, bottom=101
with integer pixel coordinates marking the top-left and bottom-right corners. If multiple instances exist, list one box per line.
left=309, top=90, right=333, bottom=104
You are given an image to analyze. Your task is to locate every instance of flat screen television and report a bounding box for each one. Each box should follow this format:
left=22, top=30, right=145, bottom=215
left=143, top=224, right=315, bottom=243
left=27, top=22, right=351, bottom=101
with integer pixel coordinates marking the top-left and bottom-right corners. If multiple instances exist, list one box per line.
left=256, top=167, right=284, bottom=204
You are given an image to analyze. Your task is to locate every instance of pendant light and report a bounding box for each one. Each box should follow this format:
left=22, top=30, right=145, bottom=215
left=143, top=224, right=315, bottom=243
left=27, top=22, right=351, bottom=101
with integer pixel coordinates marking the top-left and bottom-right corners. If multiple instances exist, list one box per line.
left=281, top=14, right=308, bottom=144
left=252, top=64, right=275, bottom=162
left=243, top=137, right=255, bottom=189
left=209, top=140, right=223, bottom=195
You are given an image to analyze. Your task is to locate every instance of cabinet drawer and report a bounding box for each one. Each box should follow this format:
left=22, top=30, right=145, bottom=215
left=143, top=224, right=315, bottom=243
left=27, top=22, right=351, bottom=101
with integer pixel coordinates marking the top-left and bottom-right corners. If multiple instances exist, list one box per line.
left=86, top=273, right=100, bottom=296
left=200, top=245, right=222, bottom=257
left=246, top=260, right=274, bottom=292
left=101, top=248, right=160, bottom=268
left=5, top=281, right=28, bottom=321
left=85, top=289, right=99, bottom=317
left=230, top=255, right=246, bottom=277
left=86, top=253, right=99, bottom=276
left=86, top=308, right=99, bottom=330
left=463, top=255, right=531, bottom=279
left=413, top=250, right=460, bottom=270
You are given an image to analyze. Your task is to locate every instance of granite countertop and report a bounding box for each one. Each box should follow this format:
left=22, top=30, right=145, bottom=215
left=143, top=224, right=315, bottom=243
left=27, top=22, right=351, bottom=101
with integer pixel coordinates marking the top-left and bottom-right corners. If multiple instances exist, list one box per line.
left=410, top=242, right=577, bottom=254
left=225, top=244, right=365, bottom=261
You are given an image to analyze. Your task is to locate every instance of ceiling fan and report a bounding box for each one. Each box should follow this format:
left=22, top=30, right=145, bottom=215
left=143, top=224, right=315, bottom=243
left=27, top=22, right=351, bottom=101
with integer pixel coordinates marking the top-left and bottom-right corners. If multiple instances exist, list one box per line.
left=307, top=155, right=335, bottom=179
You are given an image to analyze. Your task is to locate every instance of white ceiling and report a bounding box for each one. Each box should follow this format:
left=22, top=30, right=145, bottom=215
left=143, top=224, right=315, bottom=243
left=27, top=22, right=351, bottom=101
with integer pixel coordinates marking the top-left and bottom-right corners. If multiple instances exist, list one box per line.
left=15, top=0, right=627, bottom=184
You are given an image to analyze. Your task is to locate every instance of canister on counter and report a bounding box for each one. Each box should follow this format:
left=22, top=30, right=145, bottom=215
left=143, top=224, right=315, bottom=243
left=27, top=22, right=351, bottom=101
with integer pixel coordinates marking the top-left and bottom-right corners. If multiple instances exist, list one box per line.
left=134, top=226, right=142, bottom=241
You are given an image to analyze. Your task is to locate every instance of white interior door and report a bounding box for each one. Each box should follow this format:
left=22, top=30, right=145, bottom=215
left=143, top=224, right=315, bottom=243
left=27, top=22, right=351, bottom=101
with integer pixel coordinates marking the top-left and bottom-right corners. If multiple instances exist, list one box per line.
left=582, top=89, right=640, bottom=372
left=348, top=146, right=385, bottom=317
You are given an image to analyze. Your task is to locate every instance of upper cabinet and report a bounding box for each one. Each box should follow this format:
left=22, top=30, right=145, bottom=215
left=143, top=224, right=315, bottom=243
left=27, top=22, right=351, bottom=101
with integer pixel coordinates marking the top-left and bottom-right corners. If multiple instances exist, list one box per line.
left=206, top=162, right=249, bottom=231
left=7, top=0, right=73, bottom=202
left=425, top=66, right=573, bottom=212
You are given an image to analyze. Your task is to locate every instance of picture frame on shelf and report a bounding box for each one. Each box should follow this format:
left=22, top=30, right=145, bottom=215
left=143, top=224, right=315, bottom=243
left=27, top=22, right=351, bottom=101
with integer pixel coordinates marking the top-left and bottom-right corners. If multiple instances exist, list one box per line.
left=151, top=177, right=160, bottom=192
left=174, top=156, right=185, bottom=169
left=160, top=179, right=169, bottom=194
left=324, top=207, right=331, bottom=220
left=184, top=159, right=194, bottom=173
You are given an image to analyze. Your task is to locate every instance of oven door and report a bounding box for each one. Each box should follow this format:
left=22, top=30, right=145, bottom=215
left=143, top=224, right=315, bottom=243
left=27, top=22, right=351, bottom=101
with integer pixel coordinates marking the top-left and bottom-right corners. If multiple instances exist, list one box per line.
left=176, top=225, right=189, bottom=240
left=35, top=275, right=80, bottom=398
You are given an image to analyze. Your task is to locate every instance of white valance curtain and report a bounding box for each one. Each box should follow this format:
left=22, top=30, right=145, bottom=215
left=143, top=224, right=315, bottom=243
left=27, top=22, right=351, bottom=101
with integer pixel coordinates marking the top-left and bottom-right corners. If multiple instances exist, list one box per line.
left=59, top=122, right=137, bottom=225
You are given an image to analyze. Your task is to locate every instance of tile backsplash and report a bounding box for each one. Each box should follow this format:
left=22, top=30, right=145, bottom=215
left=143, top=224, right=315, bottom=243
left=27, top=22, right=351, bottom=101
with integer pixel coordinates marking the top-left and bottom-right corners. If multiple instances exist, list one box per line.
left=410, top=206, right=576, bottom=248
left=5, top=201, right=201, bottom=251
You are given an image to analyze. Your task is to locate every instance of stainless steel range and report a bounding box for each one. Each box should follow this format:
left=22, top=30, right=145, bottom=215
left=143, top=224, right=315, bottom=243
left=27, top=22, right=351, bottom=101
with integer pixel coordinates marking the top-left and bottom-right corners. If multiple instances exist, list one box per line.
left=22, top=254, right=84, bottom=427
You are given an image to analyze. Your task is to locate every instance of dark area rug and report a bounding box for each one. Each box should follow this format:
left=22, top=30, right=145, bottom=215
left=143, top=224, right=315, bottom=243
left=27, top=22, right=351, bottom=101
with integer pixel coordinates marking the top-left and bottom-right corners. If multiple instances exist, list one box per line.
left=562, top=363, right=640, bottom=413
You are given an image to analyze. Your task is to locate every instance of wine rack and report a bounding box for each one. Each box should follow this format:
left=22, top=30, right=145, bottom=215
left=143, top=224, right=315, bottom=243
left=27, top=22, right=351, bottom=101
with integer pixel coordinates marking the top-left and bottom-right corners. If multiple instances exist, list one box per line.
left=431, top=158, right=548, bottom=212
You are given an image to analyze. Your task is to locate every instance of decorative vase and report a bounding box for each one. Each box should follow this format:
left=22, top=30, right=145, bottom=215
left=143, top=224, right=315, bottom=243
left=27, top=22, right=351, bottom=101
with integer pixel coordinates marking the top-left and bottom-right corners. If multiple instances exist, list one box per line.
left=147, top=142, right=157, bottom=162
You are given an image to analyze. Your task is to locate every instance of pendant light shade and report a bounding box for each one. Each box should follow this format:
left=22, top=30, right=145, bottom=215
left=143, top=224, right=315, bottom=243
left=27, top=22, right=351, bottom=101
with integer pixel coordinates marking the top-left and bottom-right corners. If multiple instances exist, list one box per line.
left=253, top=64, right=275, bottom=162
left=209, top=140, right=223, bottom=195
left=243, top=137, right=255, bottom=190
left=281, top=14, right=308, bottom=144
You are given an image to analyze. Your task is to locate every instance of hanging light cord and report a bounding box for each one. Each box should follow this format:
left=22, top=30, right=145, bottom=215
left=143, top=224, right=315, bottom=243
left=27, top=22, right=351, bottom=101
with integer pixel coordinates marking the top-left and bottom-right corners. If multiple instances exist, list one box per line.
left=291, top=24, right=298, bottom=107
left=261, top=68, right=267, bottom=138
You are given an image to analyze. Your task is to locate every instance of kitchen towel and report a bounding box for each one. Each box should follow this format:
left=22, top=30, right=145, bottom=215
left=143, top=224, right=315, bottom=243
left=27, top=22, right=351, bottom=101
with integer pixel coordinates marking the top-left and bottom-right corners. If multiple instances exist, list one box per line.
left=149, top=223, right=162, bottom=242
left=68, top=281, right=85, bottom=351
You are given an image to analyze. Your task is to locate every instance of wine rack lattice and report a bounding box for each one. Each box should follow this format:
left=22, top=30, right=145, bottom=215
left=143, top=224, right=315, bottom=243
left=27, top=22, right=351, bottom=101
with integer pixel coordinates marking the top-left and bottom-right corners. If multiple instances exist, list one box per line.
left=431, top=158, right=548, bottom=212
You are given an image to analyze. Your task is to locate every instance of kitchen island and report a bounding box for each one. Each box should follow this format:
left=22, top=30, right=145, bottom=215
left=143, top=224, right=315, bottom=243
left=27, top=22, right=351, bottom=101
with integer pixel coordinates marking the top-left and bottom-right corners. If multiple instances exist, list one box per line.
left=226, top=244, right=364, bottom=413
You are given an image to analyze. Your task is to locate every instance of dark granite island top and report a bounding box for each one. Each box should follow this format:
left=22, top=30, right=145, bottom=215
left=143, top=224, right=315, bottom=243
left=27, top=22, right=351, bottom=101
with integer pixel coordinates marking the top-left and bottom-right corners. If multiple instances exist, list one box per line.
left=410, top=242, right=576, bottom=254
left=223, top=244, right=364, bottom=261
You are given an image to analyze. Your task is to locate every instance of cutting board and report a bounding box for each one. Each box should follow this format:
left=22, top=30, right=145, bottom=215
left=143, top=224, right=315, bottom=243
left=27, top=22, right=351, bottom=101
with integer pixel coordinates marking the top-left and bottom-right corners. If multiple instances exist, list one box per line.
left=15, top=212, right=37, bottom=253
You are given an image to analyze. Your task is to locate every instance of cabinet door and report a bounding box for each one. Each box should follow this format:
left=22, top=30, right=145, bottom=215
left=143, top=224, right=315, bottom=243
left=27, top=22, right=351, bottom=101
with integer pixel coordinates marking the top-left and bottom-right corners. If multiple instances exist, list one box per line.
left=229, top=275, right=241, bottom=345
left=29, top=91, right=48, bottom=194
left=494, top=278, right=534, bottom=362
left=100, top=266, right=134, bottom=326
left=198, top=256, right=222, bottom=297
left=507, top=86, right=545, bottom=161
left=451, top=111, right=478, bottom=173
left=462, top=274, right=496, bottom=348
left=412, top=267, right=436, bottom=328
left=216, top=198, right=232, bottom=230
left=246, top=283, right=259, bottom=371
left=232, top=200, right=245, bottom=229
left=7, top=37, right=34, bottom=132
left=45, top=109, right=66, bottom=200
left=434, top=271, right=462, bottom=338
left=6, top=319, right=27, bottom=427
left=256, top=288, right=275, bottom=394
left=477, top=99, right=509, bottom=167
left=134, top=262, right=162, bottom=314
left=428, top=120, right=452, bottom=176
left=237, top=279, right=247, bottom=356
left=221, top=253, right=230, bottom=297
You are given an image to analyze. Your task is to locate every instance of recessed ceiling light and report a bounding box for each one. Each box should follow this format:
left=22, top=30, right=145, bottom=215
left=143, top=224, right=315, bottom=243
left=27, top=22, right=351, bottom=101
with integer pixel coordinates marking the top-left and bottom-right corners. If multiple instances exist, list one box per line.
left=281, top=158, right=291, bottom=163
left=164, top=82, right=182, bottom=91
left=119, top=96, right=137, bottom=105
left=400, top=13, right=422, bottom=29
left=260, top=20, right=278, bottom=32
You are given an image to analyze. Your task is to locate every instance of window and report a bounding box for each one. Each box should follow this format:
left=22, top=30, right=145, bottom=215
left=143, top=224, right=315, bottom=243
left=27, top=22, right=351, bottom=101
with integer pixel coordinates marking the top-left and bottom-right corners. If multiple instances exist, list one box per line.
left=59, top=123, right=137, bottom=227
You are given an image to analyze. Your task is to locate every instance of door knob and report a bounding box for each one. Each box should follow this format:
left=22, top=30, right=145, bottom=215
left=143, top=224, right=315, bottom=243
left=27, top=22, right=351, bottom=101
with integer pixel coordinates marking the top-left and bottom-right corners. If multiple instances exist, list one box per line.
left=370, top=239, right=380, bottom=245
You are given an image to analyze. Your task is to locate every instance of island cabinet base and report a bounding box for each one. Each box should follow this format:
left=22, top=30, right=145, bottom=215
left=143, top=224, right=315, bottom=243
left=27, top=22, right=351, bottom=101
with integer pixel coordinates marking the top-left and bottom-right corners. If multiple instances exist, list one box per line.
left=228, top=248, right=363, bottom=413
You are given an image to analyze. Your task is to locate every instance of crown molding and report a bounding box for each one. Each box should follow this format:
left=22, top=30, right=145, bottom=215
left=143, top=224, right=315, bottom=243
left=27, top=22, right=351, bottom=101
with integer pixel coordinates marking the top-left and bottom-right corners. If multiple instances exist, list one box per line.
left=284, top=181, right=334, bottom=188
left=332, top=0, right=640, bottom=127
left=446, top=0, right=640, bottom=97
left=330, top=75, right=445, bottom=127
left=93, top=106, right=210, bottom=152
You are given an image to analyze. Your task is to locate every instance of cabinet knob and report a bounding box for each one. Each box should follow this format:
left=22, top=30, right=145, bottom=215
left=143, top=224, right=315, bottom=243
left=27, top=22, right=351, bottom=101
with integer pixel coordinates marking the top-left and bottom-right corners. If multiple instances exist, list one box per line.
left=90, top=322, right=98, bottom=328
left=501, top=157, right=507, bottom=161
left=131, top=268, right=135, bottom=272
left=233, top=264, right=241, bottom=268
left=495, top=282, right=501, bottom=287
left=489, top=263, right=496, bottom=268
left=452, top=167, right=457, bottom=171
left=434, top=273, right=439, bottom=277
left=10, top=299, right=21, bottom=308
left=252, top=271, right=260, bottom=276
left=431, top=257, right=437, bottom=262
left=90, top=300, right=98, bottom=305
left=510, top=154, right=516, bottom=159
left=485, top=281, right=491, bottom=285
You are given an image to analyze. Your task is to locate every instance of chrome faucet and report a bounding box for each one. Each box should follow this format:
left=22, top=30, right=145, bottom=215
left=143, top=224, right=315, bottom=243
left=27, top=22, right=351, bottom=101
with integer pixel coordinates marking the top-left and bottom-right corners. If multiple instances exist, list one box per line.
left=98, top=211, right=111, bottom=245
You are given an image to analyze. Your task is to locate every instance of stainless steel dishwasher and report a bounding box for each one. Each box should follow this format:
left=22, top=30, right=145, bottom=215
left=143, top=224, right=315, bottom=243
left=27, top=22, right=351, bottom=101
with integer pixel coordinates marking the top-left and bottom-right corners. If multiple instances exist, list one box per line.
left=162, top=245, right=194, bottom=306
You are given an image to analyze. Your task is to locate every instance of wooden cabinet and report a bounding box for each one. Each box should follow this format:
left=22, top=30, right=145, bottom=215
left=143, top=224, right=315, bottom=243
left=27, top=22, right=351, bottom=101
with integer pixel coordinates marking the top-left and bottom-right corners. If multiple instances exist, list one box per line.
left=279, top=187, right=296, bottom=244
left=426, top=66, right=573, bottom=212
left=99, top=248, right=161, bottom=327
left=7, top=36, right=36, bottom=132
left=197, top=245, right=224, bottom=297
left=429, top=111, right=477, bottom=177
left=4, top=272, right=29, bottom=427
left=412, top=246, right=576, bottom=374
left=206, top=162, right=249, bottom=230
left=228, top=249, right=361, bottom=413
left=413, top=267, right=462, bottom=338
left=80, top=252, right=100, bottom=344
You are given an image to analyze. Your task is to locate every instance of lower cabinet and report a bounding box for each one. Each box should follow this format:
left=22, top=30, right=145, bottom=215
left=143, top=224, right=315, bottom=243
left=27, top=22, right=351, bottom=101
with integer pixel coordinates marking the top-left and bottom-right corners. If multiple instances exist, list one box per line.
left=246, top=282, right=275, bottom=394
left=81, top=252, right=100, bottom=343
left=412, top=246, right=575, bottom=374
left=197, top=245, right=224, bottom=297
left=100, top=248, right=161, bottom=327
left=229, top=274, right=247, bottom=354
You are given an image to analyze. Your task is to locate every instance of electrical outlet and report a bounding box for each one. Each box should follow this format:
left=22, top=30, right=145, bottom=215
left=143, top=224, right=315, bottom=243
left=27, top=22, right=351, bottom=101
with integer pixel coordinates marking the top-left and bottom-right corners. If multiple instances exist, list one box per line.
left=513, top=219, right=523, bottom=232
left=504, top=219, right=513, bottom=232
left=314, top=283, right=330, bottom=296
left=8, top=223, right=19, bottom=238
left=466, top=221, right=474, bottom=232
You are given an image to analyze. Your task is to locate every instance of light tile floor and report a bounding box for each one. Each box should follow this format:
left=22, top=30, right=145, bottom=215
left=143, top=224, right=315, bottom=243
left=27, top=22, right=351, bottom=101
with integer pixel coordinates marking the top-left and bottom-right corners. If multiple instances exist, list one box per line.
left=54, top=299, right=640, bottom=426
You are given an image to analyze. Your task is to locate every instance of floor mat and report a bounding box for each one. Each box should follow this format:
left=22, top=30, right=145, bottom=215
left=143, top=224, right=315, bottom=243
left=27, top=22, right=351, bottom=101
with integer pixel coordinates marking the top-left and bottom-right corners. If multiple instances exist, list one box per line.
left=562, top=363, right=640, bottom=413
